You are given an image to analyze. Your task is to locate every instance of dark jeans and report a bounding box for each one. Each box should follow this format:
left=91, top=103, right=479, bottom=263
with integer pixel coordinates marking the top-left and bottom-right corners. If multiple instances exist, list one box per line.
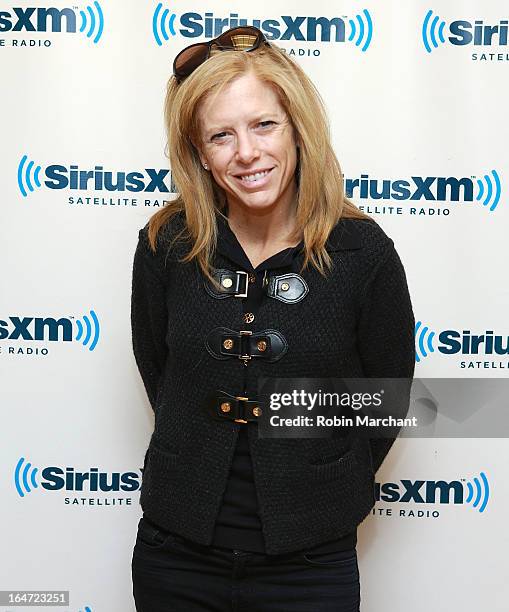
left=132, top=516, right=360, bottom=612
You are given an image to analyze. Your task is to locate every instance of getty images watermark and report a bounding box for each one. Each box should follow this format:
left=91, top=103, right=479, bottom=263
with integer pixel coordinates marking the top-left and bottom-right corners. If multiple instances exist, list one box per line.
left=256, top=378, right=509, bottom=438
left=268, top=387, right=401, bottom=424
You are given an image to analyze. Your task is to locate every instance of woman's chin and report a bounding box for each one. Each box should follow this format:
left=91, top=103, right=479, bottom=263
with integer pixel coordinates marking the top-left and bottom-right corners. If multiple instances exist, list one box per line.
left=226, top=192, right=283, bottom=213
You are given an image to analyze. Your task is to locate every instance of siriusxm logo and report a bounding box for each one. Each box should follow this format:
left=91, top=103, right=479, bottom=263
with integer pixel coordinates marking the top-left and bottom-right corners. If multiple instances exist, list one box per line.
left=0, top=2, right=104, bottom=43
left=345, top=171, right=501, bottom=211
left=152, top=4, right=373, bottom=51
left=423, top=10, right=509, bottom=52
left=18, top=157, right=503, bottom=212
left=0, top=310, right=100, bottom=351
left=14, top=457, right=140, bottom=497
left=17, top=155, right=175, bottom=198
left=415, top=322, right=509, bottom=362
left=376, top=472, right=489, bottom=512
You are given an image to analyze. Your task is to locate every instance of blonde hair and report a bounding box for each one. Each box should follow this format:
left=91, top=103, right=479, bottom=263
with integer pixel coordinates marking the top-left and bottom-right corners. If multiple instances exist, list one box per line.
left=148, top=42, right=370, bottom=285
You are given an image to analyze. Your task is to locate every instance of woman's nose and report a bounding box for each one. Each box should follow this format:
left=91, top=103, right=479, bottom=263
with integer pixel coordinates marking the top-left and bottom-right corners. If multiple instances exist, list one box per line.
left=235, top=130, right=259, bottom=163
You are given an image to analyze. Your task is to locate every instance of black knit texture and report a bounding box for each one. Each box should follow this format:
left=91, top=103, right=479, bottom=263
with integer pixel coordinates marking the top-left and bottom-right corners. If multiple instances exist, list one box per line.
left=130, top=212, right=415, bottom=555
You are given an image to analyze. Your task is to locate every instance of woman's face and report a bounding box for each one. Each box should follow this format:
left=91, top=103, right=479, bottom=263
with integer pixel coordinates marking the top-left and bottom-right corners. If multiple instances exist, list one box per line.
left=195, top=72, right=299, bottom=215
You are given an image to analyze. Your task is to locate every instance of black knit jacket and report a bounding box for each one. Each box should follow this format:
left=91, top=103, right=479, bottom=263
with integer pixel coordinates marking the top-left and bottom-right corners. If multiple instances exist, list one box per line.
left=130, top=211, right=415, bottom=555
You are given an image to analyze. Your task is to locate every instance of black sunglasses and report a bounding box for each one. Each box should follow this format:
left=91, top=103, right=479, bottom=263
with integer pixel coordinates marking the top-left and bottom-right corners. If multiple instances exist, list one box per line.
left=172, top=26, right=271, bottom=83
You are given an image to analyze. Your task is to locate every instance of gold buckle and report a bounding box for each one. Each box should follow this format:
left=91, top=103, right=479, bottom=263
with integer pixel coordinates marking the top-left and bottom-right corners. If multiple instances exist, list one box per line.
left=239, top=330, right=252, bottom=361
left=234, top=271, right=249, bottom=298
left=234, top=395, right=249, bottom=423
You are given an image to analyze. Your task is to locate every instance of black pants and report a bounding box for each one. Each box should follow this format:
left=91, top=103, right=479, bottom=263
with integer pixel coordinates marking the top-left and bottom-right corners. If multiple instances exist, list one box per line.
left=132, top=516, right=361, bottom=611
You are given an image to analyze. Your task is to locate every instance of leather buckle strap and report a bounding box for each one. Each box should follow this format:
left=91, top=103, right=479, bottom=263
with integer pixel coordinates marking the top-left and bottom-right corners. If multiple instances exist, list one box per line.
left=208, top=390, right=262, bottom=423
left=205, top=327, right=288, bottom=363
left=264, top=272, right=308, bottom=304
left=204, top=269, right=308, bottom=303
left=204, top=269, right=249, bottom=299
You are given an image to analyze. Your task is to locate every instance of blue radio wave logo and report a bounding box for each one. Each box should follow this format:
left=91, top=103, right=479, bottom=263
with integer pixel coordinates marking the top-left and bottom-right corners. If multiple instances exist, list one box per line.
left=79, top=607, right=92, bottom=612
left=475, top=170, right=501, bottom=212
left=17, top=155, right=42, bottom=198
left=415, top=321, right=436, bottom=362
left=75, top=310, right=100, bottom=351
left=348, top=9, right=373, bottom=52
left=153, top=2, right=177, bottom=46
left=14, top=457, right=39, bottom=498
left=422, top=9, right=446, bottom=53
left=465, top=472, right=489, bottom=513
left=78, top=1, right=104, bottom=44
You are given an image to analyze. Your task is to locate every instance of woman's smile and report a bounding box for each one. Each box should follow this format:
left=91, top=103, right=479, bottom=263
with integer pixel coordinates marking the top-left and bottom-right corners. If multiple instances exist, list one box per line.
left=233, top=167, right=274, bottom=188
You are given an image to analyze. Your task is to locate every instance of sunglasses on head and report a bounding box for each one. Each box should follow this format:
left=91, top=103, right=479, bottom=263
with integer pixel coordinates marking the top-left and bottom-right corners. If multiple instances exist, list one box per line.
left=172, top=26, right=271, bottom=84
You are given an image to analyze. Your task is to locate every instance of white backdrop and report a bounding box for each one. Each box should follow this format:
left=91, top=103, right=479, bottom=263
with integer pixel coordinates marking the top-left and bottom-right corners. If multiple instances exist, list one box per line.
left=1, top=1, right=507, bottom=610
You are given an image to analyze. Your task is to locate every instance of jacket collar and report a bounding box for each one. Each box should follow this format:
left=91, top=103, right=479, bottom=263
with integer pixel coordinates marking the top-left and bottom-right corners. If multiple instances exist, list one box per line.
left=214, top=212, right=363, bottom=270
left=215, top=213, right=304, bottom=272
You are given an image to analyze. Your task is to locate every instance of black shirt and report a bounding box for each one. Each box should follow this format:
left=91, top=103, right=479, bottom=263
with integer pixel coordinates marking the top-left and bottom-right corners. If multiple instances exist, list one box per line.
left=209, top=213, right=357, bottom=554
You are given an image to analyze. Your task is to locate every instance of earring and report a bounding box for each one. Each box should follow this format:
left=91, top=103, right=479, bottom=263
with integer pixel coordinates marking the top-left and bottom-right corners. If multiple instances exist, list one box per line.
left=203, top=162, right=209, bottom=170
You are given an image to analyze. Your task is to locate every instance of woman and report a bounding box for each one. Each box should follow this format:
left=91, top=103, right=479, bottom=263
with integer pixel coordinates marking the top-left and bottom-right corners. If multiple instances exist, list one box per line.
left=131, top=26, right=415, bottom=612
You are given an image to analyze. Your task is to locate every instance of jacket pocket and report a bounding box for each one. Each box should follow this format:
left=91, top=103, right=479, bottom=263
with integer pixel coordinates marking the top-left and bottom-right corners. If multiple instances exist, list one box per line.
left=151, top=441, right=179, bottom=467
left=139, top=442, right=181, bottom=509
left=140, top=441, right=179, bottom=487
left=309, top=448, right=357, bottom=482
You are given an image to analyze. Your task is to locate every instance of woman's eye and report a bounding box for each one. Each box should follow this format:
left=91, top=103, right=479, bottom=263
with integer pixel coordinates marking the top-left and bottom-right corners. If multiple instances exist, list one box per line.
left=210, top=122, right=275, bottom=142
left=211, top=132, right=228, bottom=141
